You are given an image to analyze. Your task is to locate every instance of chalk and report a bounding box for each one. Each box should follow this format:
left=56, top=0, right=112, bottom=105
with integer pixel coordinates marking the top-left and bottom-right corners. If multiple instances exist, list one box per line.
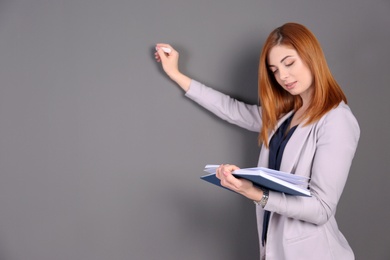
left=156, top=46, right=172, bottom=53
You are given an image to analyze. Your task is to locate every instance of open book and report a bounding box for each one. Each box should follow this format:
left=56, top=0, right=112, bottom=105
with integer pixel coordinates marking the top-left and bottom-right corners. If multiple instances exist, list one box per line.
left=201, top=165, right=311, bottom=197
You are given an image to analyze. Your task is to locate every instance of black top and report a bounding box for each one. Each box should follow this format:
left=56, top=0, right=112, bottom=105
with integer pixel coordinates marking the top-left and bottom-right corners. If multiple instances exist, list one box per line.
left=262, top=114, right=297, bottom=245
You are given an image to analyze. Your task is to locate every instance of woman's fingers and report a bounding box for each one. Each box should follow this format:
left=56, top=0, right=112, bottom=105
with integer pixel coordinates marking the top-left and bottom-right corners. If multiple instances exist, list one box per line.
left=155, top=43, right=175, bottom=61
left=216, top=164, right=254, bottom=193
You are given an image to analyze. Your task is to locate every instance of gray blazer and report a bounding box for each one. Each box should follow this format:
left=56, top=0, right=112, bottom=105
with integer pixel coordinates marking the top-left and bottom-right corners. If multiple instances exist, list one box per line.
left=186, top=80, right=360, bottom=260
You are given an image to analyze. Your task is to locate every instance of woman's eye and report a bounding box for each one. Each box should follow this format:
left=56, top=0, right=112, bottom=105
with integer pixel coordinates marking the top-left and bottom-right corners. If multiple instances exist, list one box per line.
left=286, top=61, right=295, bottom=67
left=271, top=69, right=278, bottom=74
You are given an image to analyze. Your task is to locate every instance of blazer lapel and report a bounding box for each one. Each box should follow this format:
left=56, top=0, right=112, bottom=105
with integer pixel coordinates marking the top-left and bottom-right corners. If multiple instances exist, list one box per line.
left=279, top=120, right=314, bottom=174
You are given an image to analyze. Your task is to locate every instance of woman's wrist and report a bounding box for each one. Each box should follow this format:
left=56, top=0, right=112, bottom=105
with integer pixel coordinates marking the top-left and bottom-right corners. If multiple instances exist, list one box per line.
left=244, top=185, right=264, bottom=202
left=170, top=72, right=191, bottom=92
left=248, top=186, right=269, bottom=208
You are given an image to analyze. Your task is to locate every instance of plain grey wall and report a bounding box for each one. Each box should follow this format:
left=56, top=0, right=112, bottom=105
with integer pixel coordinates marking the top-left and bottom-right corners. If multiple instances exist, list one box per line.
left=0, top=0, right=389, bottom=259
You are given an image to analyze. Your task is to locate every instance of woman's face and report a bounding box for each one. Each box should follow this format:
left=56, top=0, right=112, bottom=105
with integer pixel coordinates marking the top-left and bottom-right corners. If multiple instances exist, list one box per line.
left=268, top=45, right=314, bottom=101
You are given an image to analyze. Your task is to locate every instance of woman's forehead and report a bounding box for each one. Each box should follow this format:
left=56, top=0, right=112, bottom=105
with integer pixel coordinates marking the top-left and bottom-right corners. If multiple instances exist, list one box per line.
left=268, top=45, right=298, bottom=65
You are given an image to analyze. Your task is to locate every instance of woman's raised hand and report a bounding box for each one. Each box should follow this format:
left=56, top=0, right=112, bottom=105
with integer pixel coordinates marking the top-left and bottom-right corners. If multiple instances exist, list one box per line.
left=154, top=43, right=191, bottom=92
left=155, top=44, right=179, bottom=77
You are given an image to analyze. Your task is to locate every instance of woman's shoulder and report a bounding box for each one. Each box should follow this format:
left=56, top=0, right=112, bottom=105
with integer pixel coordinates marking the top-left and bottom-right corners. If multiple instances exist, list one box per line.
left=325, top=101, right=356, bottom=121
left=317, top=101, right=360, bottom=133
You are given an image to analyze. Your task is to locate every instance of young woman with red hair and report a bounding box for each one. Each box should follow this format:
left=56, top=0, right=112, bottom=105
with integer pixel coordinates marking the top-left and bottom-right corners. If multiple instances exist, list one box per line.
left=155, top=23, right=359, bottom=260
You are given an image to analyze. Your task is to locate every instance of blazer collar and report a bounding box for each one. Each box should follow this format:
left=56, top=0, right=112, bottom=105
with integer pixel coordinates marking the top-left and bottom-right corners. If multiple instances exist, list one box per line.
left=267, top=111, right=295, bottom=142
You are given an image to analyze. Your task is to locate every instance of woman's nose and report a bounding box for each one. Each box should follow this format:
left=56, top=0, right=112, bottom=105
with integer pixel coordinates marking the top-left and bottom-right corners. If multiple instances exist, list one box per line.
left=279, top=68, right=289, bottom=80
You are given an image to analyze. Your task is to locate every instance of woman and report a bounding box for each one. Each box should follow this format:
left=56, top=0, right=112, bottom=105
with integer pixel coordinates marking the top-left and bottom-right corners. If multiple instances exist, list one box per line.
left=154, top=23, right=359, bottom=260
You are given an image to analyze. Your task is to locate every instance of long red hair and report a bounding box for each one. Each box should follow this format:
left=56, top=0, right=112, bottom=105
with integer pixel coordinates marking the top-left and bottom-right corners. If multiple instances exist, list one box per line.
left=258, top=23, right=347, bottom=147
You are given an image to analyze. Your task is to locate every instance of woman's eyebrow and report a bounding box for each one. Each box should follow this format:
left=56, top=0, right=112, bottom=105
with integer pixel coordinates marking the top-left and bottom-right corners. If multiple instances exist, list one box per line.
left=280, top=55, right=293, bottom=63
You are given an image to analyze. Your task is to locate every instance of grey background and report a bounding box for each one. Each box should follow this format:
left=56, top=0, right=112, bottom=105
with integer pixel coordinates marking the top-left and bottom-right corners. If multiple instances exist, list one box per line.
left=0, top=0, right=389, bottom=259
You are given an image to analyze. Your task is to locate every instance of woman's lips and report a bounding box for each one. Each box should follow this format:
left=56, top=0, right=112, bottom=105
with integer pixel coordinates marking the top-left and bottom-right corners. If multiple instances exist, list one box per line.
left=285, top=81, right=297, bottom=90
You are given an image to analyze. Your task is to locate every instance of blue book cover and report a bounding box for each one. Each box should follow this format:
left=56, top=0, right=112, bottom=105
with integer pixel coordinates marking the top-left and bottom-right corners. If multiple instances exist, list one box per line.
left=201, top=165, right=311, bottom=197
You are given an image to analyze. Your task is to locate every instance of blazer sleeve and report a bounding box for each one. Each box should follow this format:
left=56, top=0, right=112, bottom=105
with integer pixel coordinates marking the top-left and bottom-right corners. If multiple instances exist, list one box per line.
left=185, top=80, right=262, bottom=132
left=264, top=104, right=360, bottom=225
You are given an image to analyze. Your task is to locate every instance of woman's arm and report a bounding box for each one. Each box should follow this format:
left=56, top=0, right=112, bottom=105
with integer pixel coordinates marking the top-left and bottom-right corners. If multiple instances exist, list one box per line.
left=186, top=80, right=262, bottom=132
left=155, top=44, right=262, bottom=132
